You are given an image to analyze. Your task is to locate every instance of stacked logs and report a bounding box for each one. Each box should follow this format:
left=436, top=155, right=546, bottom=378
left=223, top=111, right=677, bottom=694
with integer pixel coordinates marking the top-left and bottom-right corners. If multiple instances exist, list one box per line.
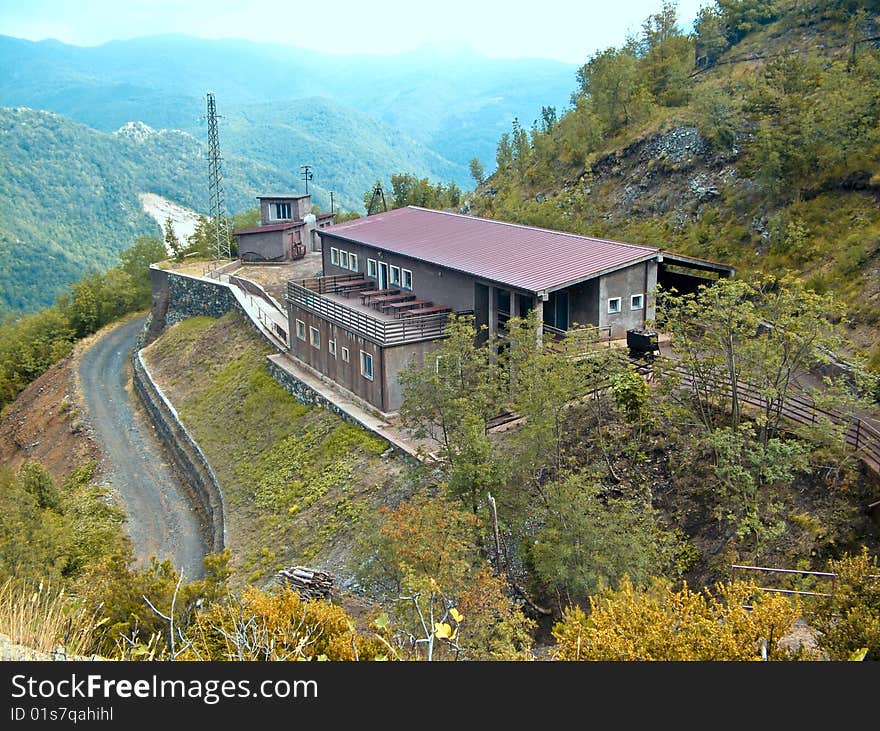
left=276, top=566, right=334, bottom=601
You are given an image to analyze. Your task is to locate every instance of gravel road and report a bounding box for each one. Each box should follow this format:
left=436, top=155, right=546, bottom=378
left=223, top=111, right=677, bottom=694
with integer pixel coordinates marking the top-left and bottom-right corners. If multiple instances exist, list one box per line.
left=78, top=316, right=207, bottom=579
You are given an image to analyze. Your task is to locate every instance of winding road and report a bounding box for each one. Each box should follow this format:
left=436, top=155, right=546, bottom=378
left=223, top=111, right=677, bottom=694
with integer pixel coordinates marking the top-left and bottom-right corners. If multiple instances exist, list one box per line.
left=79, top=316, right=207, bottom=579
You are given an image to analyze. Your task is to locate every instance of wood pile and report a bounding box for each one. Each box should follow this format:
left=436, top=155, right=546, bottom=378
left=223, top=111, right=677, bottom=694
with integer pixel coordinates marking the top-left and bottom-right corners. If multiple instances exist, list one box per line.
left=276, top=566, right=333, bottom=600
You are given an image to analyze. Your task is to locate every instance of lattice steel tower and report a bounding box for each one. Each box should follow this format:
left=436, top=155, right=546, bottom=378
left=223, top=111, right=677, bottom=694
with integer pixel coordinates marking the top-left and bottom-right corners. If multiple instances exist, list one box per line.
left=206, top=92, right=231, bottom=261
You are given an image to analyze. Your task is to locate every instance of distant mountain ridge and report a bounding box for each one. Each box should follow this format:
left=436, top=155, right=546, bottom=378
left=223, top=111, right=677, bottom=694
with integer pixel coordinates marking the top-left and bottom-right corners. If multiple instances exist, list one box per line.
left=0, top=34, right=577, bottom=170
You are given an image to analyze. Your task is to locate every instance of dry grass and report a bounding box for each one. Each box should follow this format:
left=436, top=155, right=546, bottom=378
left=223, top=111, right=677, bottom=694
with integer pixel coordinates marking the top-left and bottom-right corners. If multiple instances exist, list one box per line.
left=0, top=579, right=105, bottom=658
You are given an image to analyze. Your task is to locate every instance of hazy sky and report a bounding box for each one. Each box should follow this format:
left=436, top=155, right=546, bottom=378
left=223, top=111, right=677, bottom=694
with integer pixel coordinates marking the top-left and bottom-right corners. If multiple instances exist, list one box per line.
left=0, top=0, right=709, bottom=64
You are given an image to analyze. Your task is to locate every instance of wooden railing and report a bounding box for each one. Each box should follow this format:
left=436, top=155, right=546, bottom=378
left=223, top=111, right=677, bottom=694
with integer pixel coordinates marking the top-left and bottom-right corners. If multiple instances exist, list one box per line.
left=286, top=277, right=469, bottom=346
left=672, top=364, right=880, bottom=475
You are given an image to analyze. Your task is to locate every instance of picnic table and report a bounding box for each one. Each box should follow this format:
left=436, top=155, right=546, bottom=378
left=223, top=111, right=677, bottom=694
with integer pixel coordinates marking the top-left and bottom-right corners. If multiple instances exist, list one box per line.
left=385, top=299, right=431, bottom=316
left=400, top=305, right=452, bottom=318
left=334, top=278, right=374, bottom=297
left=360, top=287, right=400, bottom=305
left=370, top=293, right=415, bottom=310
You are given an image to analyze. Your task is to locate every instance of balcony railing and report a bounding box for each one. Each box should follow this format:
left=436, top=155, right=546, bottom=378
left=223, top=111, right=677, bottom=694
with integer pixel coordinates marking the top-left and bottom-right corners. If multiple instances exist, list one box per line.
left=287, top=276, right=469, bottom=346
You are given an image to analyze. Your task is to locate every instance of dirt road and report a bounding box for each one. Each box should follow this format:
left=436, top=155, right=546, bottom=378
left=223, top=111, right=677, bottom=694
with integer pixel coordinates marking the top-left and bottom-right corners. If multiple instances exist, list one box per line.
left=78, top=316, right=206, bottom=579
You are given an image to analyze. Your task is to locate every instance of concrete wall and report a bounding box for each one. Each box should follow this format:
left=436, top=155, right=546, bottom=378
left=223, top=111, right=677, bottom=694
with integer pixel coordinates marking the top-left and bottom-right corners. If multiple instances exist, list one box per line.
left=567, top=279, right=599, bottom=328
left=597, top=261, right=656, bottom=337
left=237, top=230, right=290, bottom=262
left=259, top=195, right=311, bottom=225
left=383, top=339, right=442, bottom=412
left=131, top=351, right=225, bottom=553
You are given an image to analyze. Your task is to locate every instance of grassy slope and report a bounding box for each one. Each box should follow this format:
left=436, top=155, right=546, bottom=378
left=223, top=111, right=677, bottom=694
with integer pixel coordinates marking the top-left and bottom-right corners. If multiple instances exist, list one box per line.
left=140, top=312, right=413, bottom=588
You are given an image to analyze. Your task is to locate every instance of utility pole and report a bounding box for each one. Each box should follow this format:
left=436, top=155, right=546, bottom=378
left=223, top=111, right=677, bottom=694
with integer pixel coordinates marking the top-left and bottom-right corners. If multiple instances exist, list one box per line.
left=330, top=191, right=335, bottom=215
left=205, top=92, right=231, bottom=262
left=301, top=165, right=313, bottom=195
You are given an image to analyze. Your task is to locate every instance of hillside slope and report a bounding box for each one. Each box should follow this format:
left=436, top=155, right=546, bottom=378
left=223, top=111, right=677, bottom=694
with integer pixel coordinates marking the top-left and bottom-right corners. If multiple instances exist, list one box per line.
left=469, top=1, right=880, bottom=366
left=140, top=313, right=415, bottom=588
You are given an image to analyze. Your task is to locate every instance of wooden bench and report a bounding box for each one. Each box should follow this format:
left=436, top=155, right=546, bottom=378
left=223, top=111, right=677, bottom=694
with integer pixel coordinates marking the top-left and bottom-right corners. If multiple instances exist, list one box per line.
left=400, top=305, right=452, bottom=318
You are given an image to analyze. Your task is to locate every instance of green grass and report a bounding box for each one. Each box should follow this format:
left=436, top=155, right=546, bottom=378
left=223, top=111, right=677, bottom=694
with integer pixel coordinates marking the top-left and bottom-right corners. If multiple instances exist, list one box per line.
left=141, top=311, right=406, bottom=587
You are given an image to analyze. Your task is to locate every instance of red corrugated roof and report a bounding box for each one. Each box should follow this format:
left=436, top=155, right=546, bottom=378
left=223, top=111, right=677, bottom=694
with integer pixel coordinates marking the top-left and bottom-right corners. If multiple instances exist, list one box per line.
left=321, top=207, right=661, bottom=293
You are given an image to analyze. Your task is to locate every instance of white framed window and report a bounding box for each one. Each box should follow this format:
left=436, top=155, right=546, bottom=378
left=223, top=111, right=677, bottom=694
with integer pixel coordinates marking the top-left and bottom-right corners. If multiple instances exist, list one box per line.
left=310, top=326, right=320, bottom=348
left=330, top=247, right=339, bottom=266
left=630, top=293, right=644, bottom=310
left=270, top=202, right=291, bottom=220
left=295, top=319, right=306, bottom=341
left=607, top=297, right=622, bottom=314
left=341, top=346, right=350, bottom=363
left=402, top=269, right=413, bottom=290
left=328, top=339, right=337, bottom=358
left=367, top=258, right=377, bottom=278
left=340, top=251, right=349, bottom=269
left=360, top=350, right=374, bottom=381
left=390, top=265, right=401, bottom=286
left=349, top=253, right=359, bottom=271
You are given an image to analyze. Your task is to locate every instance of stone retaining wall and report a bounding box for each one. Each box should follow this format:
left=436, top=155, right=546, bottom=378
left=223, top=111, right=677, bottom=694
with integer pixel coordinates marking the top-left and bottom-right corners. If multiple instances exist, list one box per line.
left=131, top=351, right=225, bottom=553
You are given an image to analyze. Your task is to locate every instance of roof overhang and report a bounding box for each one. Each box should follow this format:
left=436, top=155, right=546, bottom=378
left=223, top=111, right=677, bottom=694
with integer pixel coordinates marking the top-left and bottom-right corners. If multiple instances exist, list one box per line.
left=659, top=251, right=736, bottom=277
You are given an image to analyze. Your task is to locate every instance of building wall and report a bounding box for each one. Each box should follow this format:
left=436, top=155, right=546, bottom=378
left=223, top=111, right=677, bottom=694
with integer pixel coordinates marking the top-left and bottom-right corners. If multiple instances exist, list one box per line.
left=259, top=195, right=311, bottom=225
left=383, top=339, right=443, bottom=412
left=321, top=233, right=483, bottom=313
left=597, top=261, right=656, bottom=337
left=237, top=230, right=291, bottom=262
left=566, top=279, right=599, bottom=328
left=288, top=303, right=386, bottom=410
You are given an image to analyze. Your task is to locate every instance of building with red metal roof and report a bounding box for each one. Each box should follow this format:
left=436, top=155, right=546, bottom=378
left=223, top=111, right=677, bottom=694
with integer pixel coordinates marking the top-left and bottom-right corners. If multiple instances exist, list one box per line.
left=285, top=206, right=734, bottom=414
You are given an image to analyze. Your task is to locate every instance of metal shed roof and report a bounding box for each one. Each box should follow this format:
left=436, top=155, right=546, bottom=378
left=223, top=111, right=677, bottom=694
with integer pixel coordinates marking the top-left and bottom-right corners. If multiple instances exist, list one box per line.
left=321, top=206, right=662, bottom=293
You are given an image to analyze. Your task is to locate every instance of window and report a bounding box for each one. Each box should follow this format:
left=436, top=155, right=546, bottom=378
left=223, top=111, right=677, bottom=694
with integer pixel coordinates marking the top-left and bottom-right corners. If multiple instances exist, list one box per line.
left=360, top=350, right=374, bottom=381
left=310, top=326, right=320, bottom=348
left=367, top=258, right=377, bottom=278
left=349, top=253, right=359, bottom=271
left=630, top=293, right=644, bottom=310
left=328, top=339, right=337, bottom=358
left=390, top=266, right=401, bottom=286
left=295, top=319, right=306, bottom=341
left=330, top=248, right=340, bottom=266
left=607, top=297, right=621, bottom=314
left=340, top=251, right=349, bottom=269
left=402, top=269, right=413, bottom=290
left=341, top=347, right=350, bottom=363
left=271, top=202, right=291, bottom=220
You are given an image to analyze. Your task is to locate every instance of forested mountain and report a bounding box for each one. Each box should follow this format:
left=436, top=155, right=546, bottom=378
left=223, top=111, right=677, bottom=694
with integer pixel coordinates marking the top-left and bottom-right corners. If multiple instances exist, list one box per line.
left=0, top=98, right=461, bottom=314
left=470, top=0, right=880, bottom=368
left=0, top=34, right=575, bottom=170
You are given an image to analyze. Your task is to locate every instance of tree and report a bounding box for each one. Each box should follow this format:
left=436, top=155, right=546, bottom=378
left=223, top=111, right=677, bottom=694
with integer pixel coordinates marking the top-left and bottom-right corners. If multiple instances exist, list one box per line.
left=552, top=576, right=800, bottom=660
left=468, top=157, right=485, bottom=186
left=398, top=315, right=504, bottom=513
left=529, top=474, right=688, bottom=608
left=717, top=0, right=778, bottom=44
left=353, top=494, right=534, bottom=660
left=163, top=217, right=183, bottom=261
left=577, top=46, right=654, bottom=131
left=694, top=4, right=731, bottom=66
left=639, top=1, right=695, bottom=106
left=810, top=548, right=880, bottom=660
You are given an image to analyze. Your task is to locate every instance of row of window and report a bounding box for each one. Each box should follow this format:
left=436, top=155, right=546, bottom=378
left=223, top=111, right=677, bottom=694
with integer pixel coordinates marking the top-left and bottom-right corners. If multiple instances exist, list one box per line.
left=295, top=319, right=374, bottom=380
left=330, top=247, right=414, bottom=291
left=608, top=293, right=643, bottom=314
left=366, top=259, right=413, bottom=291
left=330, top=247, right=359, bottom=272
